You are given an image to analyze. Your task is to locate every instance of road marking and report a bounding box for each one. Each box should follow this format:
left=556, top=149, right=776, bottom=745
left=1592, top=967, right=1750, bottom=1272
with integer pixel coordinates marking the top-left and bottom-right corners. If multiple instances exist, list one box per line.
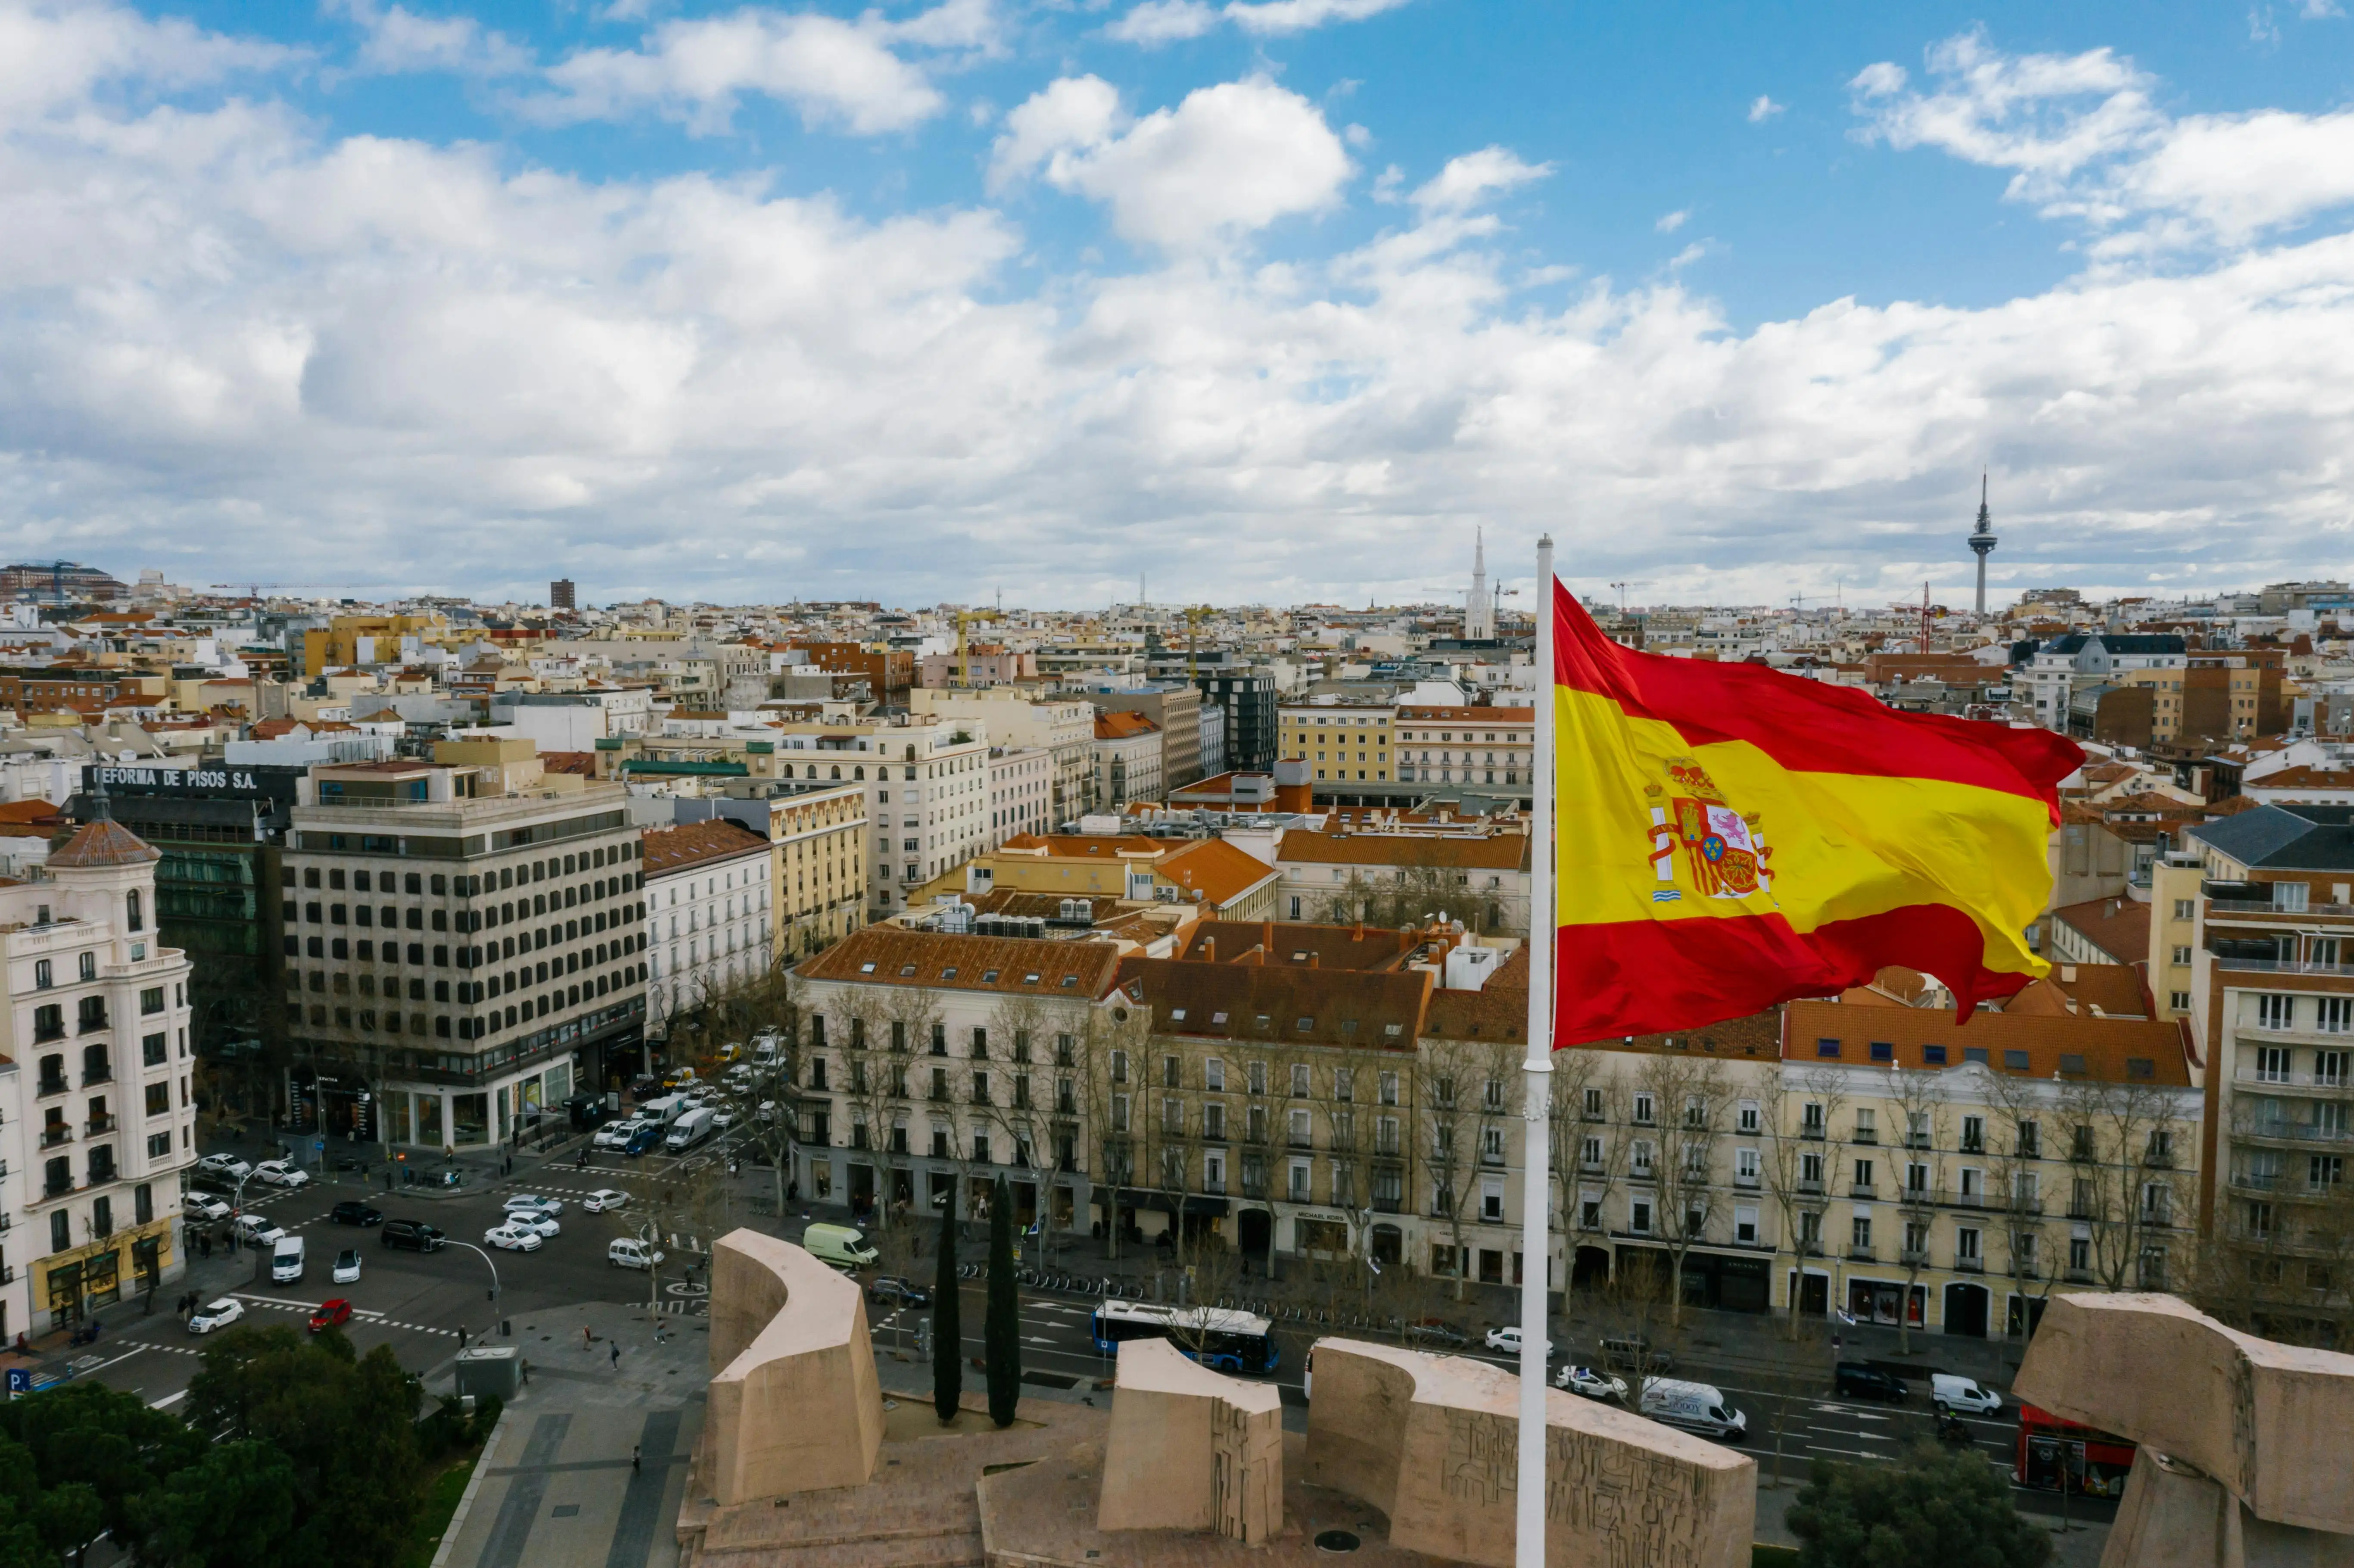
left=149, top=1390, right=187, bottom=1409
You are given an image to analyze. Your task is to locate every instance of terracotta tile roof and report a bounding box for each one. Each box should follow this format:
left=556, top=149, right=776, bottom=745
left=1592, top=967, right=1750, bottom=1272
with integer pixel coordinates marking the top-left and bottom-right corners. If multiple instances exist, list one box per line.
left=1093, top=710, right=1159, bottom=741
left=1277, top=833, right=1531, bottom=871
left=1155, top=839, right=1281, bottom=908
left=47, top=817, right=160, bottom=868
left=0, top=800, right=64, bottom=825
left=998, top=834, right=1166, bottom=857
left=1784, top=997, right=2192, bottom=1084
left=1115, top=957, right=1431, bottom=1050
left=1176, top=921, right=1428, bottom=971
left=2049, top=965, right=2152, bottom=1018
left=800, top=925, right=1123, bottom=997
left=538, top=751, right=599, bottom=775
left=2049, top=896, right=2152, bottom=966
left=640, top=819, right=769, bottom=876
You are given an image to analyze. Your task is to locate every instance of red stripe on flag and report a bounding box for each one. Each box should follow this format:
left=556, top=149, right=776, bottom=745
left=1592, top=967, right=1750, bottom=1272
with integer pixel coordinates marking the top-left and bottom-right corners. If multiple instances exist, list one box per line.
left=1555, top=580, right=2079, bottom=812
left=1553, top=902, right=2034, bottom=1044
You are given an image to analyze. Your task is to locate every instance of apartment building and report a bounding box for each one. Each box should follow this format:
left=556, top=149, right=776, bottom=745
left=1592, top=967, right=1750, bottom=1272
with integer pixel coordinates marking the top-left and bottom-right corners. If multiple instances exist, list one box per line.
left=2177, top=803, right=2354, bottom=1343
left=1275, top=830, right=1532, bottom=933
left=987, top=747, right=1054, bottom=850
left=909, top=688, right=1097, bottom=825
left=760, top=719, right=990, bottom=918
left=1092, top=711, right=1163, bottom=810
left=1773, top=992, right=2199, bottom=1338
left=3, top=813, right=197, bottom=1337
left=941, top=834, right=1281, bottom=922
left=675, top=780, right=868, bottom=961
left=1395, top=706, right=1534, bottom=801
left=791, top=927, right=1128, bottom=1232
left=1280, top=700, right=1395, bottom=788
left=1195, top=666, right=1279, bottom=774
left=281, top=759, right=648, bottom=1149
left=1084, top=685, right=1202, bottom=790
left=2024, top=634, right=2187, bottom=733
left=642, top=819, right=772, bottom=1039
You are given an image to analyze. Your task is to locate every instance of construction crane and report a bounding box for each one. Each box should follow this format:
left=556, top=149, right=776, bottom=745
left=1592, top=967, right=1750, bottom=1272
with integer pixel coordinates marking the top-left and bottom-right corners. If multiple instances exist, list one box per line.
left=1181, top=604, right=1217, bottom=677
left=1610, top=580, right=1649, bottom=613
left=954, top=608, right=1002, bottom=688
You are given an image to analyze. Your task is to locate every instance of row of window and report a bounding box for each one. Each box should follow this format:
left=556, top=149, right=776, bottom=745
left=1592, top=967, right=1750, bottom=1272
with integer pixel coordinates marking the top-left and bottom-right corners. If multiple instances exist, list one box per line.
left=301, top=962, right=642, bottom=1039
left=2253, top=995, right=2354, bottom=1033
left=44, top=1176, right=174, bottom=1255
left=286, top=843, right=636, bottom=896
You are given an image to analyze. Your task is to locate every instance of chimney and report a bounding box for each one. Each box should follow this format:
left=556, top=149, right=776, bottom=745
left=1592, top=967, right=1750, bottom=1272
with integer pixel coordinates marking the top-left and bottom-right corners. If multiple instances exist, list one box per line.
left=1203, top=935, right=1215, bottom=964
left=1263, top=919, right=1274, bottom=952
left=1309, top=952, right=1320, bottom=969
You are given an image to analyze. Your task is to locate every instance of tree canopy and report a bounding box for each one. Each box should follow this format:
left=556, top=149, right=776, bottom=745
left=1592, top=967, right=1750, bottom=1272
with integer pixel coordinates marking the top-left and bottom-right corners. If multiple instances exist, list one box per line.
left=1787, top=1444, right=2052, bottom=1568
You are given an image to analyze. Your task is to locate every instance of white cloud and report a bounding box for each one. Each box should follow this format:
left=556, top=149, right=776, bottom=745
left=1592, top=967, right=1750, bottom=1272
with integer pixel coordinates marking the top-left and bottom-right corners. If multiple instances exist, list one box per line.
left=0, top=0, right=293, bottom=123
left=1411, top=146, right=1550, bottom=214
left=4, top=11, right=2354, bottom=607
left=2302, top=0, right=2345, bottom=17
left=1656, top=208, right=1688, bottom=233
left=1850, top=31, right=2354, bottom=252
left=333, top=0, right=533, bottom=77
left=999, top=76, right=1351, bottom=251
left=1747, top=94, right=1784, bottom=122
left=1107, top=0, right=1410, bottom=44
left=1104, top=1, right=1218, bottom=44
left=526, top=2, right=996, bottom=135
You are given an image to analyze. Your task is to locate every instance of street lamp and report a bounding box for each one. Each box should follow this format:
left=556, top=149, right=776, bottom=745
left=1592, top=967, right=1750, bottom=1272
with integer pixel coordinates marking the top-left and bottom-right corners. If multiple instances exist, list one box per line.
left=442, top=1240, right=505, bottom=1336
left=312, top=1078, right=338, bottom=1173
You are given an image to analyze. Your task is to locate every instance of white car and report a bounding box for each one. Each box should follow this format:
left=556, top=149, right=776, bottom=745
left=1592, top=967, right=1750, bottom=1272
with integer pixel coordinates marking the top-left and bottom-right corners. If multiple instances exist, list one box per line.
left=1556, top=1365, right=1628, bottom=1402
left=502, top=1195, right=564, bottom=1220
left=188, top=1297, right=245, bottom=1335
left=593, top=1120, right=641, bottom=1150
left=607, top=1237, right=663, bottom=1270
left=183, top=1193, right=231, bottom=1223
left=233, top=1213, right=285, bottom=1246
left=710, top=1110, right=736, bottom=1132
left=332, top=1249, right=363, bottom=1285
left=196, top=1154, right=252, bottom=1182
left=504, top=1213, right=560, bottom=1239
left=484, top=1222, right=545, bottom=1252
left=582, top=1188, right=630, bottom=1214
left=252, top=1160, right=309, bottom=1188
left=1483, top=1326, right=1554, bottom=1358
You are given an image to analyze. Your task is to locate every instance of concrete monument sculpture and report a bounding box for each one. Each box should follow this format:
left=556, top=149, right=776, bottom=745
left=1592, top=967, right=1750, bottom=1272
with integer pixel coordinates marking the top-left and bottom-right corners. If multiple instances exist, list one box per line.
left=697, top=1229, right=886, bottom=1506
left=2014, top=1292, right=2354, bottom=1567
left=1303, top=1338, right=1754, bottom=1568
left=1097, top=1337, right=1283, bottom=1543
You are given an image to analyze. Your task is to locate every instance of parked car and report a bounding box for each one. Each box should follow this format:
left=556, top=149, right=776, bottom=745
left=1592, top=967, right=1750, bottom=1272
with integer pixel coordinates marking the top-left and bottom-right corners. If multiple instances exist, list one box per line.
left=1483, top=1326, right=1553, bottom=1357
left=270, top=1235, right=307, bottom=1283
left=628, top=1074, right=661, bottom=1100
left=1556, top=1365, right=1628, bottom=1402
left=1931, top=1373, right=2003, bottom=1416
left=869, top=1276, right=931, bottom=1309
left=502, top=1195, right=564, bottom=1220
left=196, top=1154, right=252, bottom=1182
left=182, top=1193, right=230, bottom=1223
left=582, top=1189, right=630, bottom=1214
left=710, top=1110, right=737, bottom=1133
left=485, top=1222, right=545, bottom=1252
left=381, top=1219, right=446, bottom=1253
left=309, top=1298, right=353, bottom=1333
left=1406, top=1320, right=1470, bottom=1350
left=252, top=1160, right=309, bottom=1188
left=332, top=1249, right=363, bottom=1285
left=607, top=1237, right=663, bottom=1270
left=1599, top=1335, right=1677, bottom=1374
left=1836, top=1362, right=1909, bottom=1404
left=330, top=1200, right=383, bottom=1227
left=188, top=1298, right=245, bottom=1335
left=233, top=1213, right=285, bottom=1247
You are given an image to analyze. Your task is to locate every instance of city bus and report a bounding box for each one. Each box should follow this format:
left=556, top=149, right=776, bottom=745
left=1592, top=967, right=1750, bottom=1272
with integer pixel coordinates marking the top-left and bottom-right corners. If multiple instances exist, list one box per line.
left=1089, top=1300, right=1280, bottom=1375
left=2015, top=1403, right=2136, bottom=1498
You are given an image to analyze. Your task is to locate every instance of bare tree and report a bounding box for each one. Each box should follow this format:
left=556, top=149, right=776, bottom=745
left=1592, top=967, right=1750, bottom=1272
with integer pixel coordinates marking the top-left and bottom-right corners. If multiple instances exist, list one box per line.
left=2058, top=1076, right=2191, bottom=1294
left=1076, top=1004, right=1151, bottom=1261
left=1420, top=1036, right=1485, bottom=1299
left=1641, top=1053, right=1728, bottom=1327
left=1312, top=867, right=1513, bottom=936
left=1550, top=1048, right=1629, bottom=1318
left=1762, top=1067, right=1847, bottom=1338
left=1883, top=1066, right=1950, bottom=1355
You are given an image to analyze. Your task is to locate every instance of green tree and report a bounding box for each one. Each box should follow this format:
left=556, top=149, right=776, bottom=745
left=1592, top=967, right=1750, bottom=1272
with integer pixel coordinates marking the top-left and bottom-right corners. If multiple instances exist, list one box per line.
left=0, top=1380, right=204, bottom=1565
left=158, top=1442, right=299, bottom=1568
left=932, top=1196, right=962, bottom=1424
left=184, top=1326, right=425, bottom=1568
left=1787, top=1445, right=2052, bottom=1568
left=985, top=1173, right=1021, bottom=1428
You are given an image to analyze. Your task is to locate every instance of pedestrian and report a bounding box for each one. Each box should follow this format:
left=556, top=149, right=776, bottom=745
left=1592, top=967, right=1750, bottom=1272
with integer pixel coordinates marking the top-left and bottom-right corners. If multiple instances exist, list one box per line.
left=458, top=1326, right=468, bottom=1350
left=610, top=1342, right=620, bottom=1370
left=521, top=1361, right=530, bottom=1388
left=631, top=1444, right=641, bottom=1475
left=583, top=1325, right=593, bottom=1351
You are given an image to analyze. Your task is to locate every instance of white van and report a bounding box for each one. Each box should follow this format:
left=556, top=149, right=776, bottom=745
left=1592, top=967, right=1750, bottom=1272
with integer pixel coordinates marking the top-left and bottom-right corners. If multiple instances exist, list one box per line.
left=1639, top=1378, right=1746, bottom=1440
left=1931, top=1373, right=2002, bottom=1416
left=664, top=1106, right=716, bottom=1152
left=638, top=1094, right=687, bottom=1128
left=802, top=1223, right=879, bottom=1270
left=608, top=1237, right=665, bottom=1271
left=270, top=1234, right=307, bottom=1284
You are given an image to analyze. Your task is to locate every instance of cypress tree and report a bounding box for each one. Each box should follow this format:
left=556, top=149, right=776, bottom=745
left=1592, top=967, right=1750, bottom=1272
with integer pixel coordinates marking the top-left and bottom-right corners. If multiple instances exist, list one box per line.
left=985, top=1173, right=1021, bottom=1427
left=932, top=1192, right=961, bottom=1424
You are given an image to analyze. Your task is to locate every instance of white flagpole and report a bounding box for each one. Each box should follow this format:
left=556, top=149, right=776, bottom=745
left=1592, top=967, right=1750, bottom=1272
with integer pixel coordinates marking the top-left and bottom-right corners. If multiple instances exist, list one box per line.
left=1514, top=534, right=1556, bottom=1568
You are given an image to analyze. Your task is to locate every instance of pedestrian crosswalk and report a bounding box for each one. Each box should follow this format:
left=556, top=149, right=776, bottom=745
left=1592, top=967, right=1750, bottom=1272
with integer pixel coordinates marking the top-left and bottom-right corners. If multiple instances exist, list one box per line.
left=227, top=1293, right=460, bottom=1338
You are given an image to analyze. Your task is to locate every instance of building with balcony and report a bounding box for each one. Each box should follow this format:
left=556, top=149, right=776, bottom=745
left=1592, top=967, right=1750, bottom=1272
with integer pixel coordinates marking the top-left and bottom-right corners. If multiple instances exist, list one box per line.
left=280, top=757, right=648, bottom=1150
left=674, top=780, right=868, bottom=962
left=1, top=811, right=197, bottom=1336
left=2177, top=802, right=2354, bottom=1343
left=641, top=819, right=772, bottom=1045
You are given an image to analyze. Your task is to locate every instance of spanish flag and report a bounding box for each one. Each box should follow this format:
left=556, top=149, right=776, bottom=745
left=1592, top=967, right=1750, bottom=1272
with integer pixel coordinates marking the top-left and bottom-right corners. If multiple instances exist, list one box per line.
left=1551, top=579, right=2081, bottom=1042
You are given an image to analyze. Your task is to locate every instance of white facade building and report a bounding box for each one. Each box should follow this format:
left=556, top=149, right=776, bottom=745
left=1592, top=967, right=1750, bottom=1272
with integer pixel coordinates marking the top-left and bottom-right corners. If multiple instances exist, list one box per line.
left=767, top=719, right=993, bottom=916
left=644, top=818, right=775, bottom=1037
left=987, top=747, right=1054, bottom=851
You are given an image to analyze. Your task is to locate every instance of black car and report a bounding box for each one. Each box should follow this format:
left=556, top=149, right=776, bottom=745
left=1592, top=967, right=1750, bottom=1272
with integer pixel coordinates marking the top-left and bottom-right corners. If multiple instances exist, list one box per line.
left=1406, top=1320, right=1470, bottom=1350
left=869, top=1276, right=931, bottom=1309
left=380, top=1219, right=445, bottom=1253
left=1835, top=1361, right=1909, bottom=1403
left=330, top=1200, right=383, bottom=1227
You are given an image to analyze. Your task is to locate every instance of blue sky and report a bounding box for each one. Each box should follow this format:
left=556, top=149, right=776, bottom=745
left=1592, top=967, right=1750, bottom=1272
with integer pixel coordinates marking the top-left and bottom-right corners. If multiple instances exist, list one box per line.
left=4, top=0, right=2353, bottom=607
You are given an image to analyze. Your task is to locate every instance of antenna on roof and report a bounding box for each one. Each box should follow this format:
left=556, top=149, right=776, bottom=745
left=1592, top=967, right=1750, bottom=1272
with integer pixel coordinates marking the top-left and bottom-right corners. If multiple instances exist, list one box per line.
left=90, top=765, right=111, bottom=822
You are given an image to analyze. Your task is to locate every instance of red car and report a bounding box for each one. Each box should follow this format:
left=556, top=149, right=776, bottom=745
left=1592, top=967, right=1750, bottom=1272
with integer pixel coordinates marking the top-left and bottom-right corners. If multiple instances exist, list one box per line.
left=309, top=1298, right=353, bottom=1333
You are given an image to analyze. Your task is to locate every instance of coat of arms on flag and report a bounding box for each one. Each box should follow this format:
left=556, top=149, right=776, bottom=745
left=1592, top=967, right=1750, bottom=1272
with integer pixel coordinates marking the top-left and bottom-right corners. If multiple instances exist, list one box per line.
left=1644, top=760, right=1772, bottom=902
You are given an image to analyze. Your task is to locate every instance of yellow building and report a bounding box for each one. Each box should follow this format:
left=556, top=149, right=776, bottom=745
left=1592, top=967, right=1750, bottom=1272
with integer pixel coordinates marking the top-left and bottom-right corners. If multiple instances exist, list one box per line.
left=1278, top=701, right=1394, bottom=784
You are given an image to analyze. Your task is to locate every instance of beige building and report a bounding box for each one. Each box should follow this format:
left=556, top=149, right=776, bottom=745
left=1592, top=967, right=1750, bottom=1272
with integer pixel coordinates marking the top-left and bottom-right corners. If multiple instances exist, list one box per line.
left=910, top=687, right=1098, bottom=824
left=283, top=759, right=647, bottom=1147
left=677, top=781, right=869, bottom=961
left=986, top=747, right=1054, bottom=850
left=1278, top=700, right=1396, bottom=787
left=3, top=814, right=198, bottom=1337
left=1274, top=829, right=1532, bottom=933
left=756, top=719, right=990, bottom=919
left=940, top=834, right=1282, bottom=923
left=1395, top=706, right=1534, bottom=798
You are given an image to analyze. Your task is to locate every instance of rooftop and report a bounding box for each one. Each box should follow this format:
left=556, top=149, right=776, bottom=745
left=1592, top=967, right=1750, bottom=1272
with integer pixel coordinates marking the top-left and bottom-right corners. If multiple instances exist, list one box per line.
left=641, top=818, right=771, bottom=876
left=1115, top=956, right=1432, bottom=1050
left=799, top=925, right=1123, bottom=997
